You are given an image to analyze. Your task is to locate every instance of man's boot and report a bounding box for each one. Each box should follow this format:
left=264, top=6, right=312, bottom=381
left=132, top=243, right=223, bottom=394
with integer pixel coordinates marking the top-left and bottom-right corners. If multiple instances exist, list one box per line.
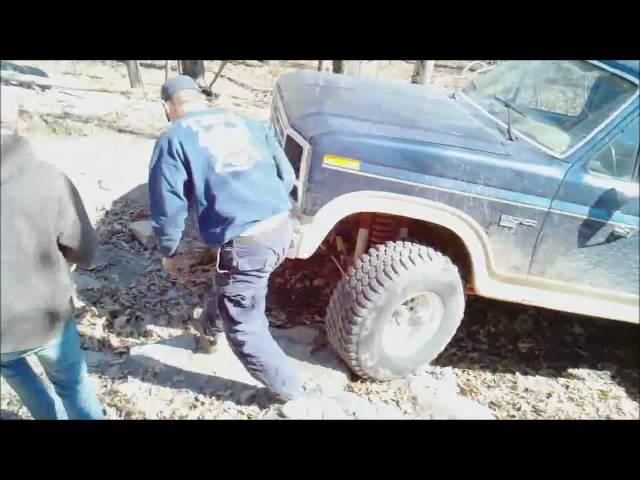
left=191, top=301, right=223, bottom=353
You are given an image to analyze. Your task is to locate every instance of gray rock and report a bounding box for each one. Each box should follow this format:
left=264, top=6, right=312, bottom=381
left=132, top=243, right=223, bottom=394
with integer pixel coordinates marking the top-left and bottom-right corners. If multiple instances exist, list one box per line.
left=113, top=315, right=129, bottom=332
left=408, top=371, right=459, bottom=398
left=83, top=350, right=108, bottom=368
left=280, top=396, right=350, bottom=420
left=366, top=400, right=407, bottom=420
left=106, top=365, right=121, bottom=378
left=330, top=391, right=376, bottom=419
left=329, top=391, right=405, bottom=419
left=261, top=409, right=285, bottom=420
left=238, top=388, right=256, bottom=404
left=73, top=272, right=102, bottom=290
left=129, top=221, right=155, bottom=248
left=438, top=367, right=459, bottom=391
left=407, top=371, right=493, bottom=419
left=411, top=388, right=494, bottom=419
left=120, top=183, right=149, bottom=208
left=273, top=326, right=349, bottom=395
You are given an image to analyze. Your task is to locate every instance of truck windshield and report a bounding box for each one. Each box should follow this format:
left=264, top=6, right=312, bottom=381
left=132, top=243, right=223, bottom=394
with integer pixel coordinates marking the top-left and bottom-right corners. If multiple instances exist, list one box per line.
left=461, top=61, right=638, bottom=156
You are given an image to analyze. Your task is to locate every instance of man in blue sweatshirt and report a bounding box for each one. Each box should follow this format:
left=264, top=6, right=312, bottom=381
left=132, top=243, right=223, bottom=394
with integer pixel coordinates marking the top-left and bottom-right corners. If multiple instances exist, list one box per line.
left=149, top=76, right=306, bottom=405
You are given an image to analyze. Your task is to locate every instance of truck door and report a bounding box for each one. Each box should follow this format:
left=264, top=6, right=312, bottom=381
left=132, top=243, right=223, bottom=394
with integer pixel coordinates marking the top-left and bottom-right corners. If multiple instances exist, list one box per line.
left=529, top=114, right=639, bottom=296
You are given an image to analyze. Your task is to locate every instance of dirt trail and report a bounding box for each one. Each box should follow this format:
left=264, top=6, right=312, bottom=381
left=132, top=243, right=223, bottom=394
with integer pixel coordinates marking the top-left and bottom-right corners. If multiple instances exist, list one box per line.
left=1, top=61, right=637, bottom=420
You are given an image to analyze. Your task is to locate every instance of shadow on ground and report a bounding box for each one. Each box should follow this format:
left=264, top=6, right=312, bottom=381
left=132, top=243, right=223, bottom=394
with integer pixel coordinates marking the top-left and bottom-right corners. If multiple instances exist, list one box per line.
left=86, top=325, right=346, bottom=408
left=0, top=409, right=24, bottom=420
left=93, top=351, right=259, bottom=407
left=433, top=297, right=639, bottom=402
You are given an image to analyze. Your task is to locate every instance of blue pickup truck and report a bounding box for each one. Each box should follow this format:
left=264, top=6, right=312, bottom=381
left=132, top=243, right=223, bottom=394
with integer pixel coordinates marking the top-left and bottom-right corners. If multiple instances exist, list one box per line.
left=270, top=60, right=639, bottom=381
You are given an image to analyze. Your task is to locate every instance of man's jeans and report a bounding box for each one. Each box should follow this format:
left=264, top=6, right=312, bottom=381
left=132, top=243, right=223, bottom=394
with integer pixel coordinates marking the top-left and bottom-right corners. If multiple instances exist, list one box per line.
left=211, top=217, right=305, bottom=401
left=0, top=319, right=104, bottom=420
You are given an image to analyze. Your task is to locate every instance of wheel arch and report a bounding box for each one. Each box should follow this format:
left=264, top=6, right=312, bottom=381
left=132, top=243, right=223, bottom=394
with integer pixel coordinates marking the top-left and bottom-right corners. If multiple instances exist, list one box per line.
left=296, top=190, right=495, bottom=289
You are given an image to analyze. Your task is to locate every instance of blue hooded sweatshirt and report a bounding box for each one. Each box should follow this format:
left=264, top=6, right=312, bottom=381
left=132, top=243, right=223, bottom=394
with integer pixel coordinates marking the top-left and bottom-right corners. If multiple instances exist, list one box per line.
left=148, top=109, right=295, bottom=256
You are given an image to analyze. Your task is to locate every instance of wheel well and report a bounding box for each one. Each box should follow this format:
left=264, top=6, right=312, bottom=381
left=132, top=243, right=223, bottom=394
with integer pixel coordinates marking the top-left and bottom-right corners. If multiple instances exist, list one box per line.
left=318, top=213, right=475, bottom=288
left=409, top=219, right=474, bottom=286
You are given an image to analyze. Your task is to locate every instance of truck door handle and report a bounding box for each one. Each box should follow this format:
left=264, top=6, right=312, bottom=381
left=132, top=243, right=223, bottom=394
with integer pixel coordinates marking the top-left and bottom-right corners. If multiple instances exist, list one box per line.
left=612, top=226, right=635, bottom=238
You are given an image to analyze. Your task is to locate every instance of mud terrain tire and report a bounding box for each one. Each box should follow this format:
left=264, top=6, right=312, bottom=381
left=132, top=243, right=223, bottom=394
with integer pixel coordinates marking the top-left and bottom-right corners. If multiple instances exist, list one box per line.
left=326, top=241, right=465, bottom=381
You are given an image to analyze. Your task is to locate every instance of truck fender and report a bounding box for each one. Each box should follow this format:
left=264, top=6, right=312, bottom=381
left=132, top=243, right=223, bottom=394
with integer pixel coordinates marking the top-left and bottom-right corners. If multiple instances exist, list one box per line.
left=295, top=190, right=494, bottom=284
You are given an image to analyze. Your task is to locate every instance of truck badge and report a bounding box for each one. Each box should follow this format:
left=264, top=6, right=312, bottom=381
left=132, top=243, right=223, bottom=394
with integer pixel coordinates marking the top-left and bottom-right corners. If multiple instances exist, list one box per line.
left=499, top=215, right=538, bottom=229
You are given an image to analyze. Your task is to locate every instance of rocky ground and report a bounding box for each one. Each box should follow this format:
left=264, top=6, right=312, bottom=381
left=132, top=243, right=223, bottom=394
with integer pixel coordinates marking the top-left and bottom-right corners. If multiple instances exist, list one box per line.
left=1, top=61, right=638, bottom=420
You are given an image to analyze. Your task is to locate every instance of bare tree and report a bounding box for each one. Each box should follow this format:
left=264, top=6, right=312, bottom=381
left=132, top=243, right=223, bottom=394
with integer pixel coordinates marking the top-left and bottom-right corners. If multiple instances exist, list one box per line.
left=412, top=61, right=435, bottom=85
left=330, top=61, right=380, bottom=79
left=124, top=61, right=143, bottom=89
left=411, top=61, right=423, bottom=84
left=179, top=61, right=206, bottom=86
left=342, top=61, right=380, bottom=79
left=208, top=60, right=229, bottom=91
left=424, top=61, right=435, bottom=84
left=178, top=60, right=218, bottom=96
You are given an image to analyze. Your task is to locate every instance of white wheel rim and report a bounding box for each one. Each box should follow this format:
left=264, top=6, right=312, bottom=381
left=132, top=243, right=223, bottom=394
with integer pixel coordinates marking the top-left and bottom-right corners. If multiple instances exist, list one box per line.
left=381, top=291, right=445, bottom=358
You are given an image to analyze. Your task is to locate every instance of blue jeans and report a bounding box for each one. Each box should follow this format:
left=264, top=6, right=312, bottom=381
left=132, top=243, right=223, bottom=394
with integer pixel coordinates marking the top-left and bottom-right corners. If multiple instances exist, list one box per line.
left=0, top=319, right=104, bottom=420
left=214, top=218, right=305, bottom=401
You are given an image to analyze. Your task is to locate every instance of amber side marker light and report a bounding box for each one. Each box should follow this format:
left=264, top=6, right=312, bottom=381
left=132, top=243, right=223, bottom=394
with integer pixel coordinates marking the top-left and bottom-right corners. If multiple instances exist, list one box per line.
left=323, top=154, right=361, bottom=171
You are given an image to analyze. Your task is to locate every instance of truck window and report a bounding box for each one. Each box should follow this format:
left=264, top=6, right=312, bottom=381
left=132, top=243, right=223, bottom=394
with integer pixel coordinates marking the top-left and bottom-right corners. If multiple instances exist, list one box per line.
left=463, top=61, right=638, bottom=156
left=588, top=116, right=639, bottom=181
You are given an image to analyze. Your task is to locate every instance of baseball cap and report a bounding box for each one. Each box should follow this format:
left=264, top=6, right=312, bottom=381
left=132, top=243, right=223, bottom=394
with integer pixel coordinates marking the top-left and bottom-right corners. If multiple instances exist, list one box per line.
left=160, top=75, right=200, bottom=102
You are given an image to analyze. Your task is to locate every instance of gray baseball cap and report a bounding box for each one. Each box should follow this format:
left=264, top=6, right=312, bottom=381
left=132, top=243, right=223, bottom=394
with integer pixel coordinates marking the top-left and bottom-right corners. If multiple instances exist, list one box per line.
left=161, top=75, right=200, bottom=101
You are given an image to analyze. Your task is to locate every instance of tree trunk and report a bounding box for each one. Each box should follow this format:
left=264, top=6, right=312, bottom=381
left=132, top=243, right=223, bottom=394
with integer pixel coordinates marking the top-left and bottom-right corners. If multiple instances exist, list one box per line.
left=263, top=60, right=279, bottom=76
left=179, top=61, right=206, bottom=86
left=411, top=61, right=422, bottom=84
left=124, top=60, right=143, bottom=89
left=424, top=60, right=435, bottom=84
left=208, top=60, right=229, bottom=90
left=335, top=61, right=380, bottom=79
left=316, top=61, right=333, bottom=73
left=412, top=61, right=435, bottom=85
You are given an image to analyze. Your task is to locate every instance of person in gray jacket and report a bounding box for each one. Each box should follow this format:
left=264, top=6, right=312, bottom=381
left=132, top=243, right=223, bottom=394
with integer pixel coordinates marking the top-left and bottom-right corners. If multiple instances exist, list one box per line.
left=0, top=90, right=104, bottom=419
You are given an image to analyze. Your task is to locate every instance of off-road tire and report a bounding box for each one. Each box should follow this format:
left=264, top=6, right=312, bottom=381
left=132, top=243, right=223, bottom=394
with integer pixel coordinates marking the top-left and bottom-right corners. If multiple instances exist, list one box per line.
left=325, top=241, right=465, bottom=381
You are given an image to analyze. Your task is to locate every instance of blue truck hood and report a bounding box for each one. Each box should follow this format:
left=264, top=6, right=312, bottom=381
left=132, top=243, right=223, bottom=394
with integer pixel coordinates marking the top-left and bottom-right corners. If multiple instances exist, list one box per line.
left=276, top=70, right=509, bottom=156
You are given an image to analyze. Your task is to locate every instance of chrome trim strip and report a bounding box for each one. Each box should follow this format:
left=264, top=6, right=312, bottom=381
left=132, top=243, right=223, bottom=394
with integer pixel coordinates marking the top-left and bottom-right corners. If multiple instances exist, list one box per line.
left=272, top=91, right=312, bottom=207
left=322, top=163, right=638, bottom=227
left=588, top=60, right=639, bottom=85
left=322, top=163, right=549, bottom=211
left=547, top=207, right=638, bottom=228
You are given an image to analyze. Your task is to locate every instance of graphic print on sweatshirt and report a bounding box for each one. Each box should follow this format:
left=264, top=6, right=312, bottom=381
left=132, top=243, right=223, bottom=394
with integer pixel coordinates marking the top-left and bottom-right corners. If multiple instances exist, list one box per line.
left=181, top=112, right=263, bottom=174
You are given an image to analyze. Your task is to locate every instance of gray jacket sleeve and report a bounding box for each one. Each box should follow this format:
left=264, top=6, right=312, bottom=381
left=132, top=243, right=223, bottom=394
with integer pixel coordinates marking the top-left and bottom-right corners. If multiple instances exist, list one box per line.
left=56, top=174, right=98, bottom=267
